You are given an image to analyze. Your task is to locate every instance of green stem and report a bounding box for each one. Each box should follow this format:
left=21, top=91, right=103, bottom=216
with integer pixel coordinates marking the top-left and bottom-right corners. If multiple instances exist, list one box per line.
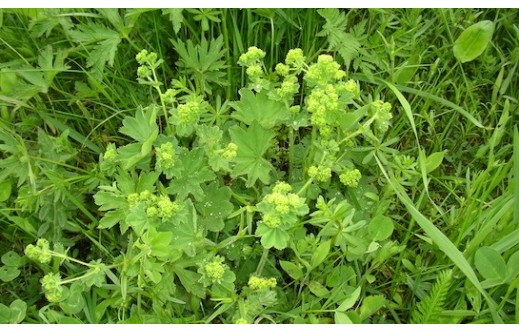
left=296, top=177, right=314, bottom=196
left=60, top=268, right=98, bottom=284
left=151, top=68, right=171, bottom=134
left=288, top=127, right=295, bottom=182
left=50, top=251, right=94, bottom=268
left=256, top=248, right=269, bottom=275
left=246, top=206, right=255, bottom=235
left=270, top=18, right=275, bottom=64
left=221, top=9, right=232, bottom=100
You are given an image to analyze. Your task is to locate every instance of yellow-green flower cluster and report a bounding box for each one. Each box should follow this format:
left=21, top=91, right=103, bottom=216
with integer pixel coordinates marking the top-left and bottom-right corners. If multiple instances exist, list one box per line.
left=177, top=100, right=203, bottom=125
left=264, top=190, right=304, bottom=216
left=41, top=273, right=64, bottom=303
left=370, top=100, right=393, bottom=133
left=136, top=49, right=159, bottom=79
left=340, top=79, right=360, bottom=97
left=234, top=318, right=248, bottom=324
left=155, top=142, right=176, bottom=170
left=156, top=195, right=180, bottom=221
left=246, top=65, right=264, bottom=81
left=136, top=49, right=157, bottom=65
left=289, top=105, right=301, bottom=114
left=103, top=143, right=117, bottom=162
left=257, top=182, right=308, bottom=229
left=127, top=193, right=141, bottom=208
left=137, top=66, right=151, bottom=78
left=275, top=63, right=290, bottom=77
left=238, top=47, right=268, bottom=88
left=339, top=169, right=362, bottom=188
left=238, top=46, right=266, bottom=67
left=203, top=256, right=227, bottom=284
left=128, top=190, right=158, bottom=208
left=222, top=142, right=238, bottom=160
left=304, top=55, right=345, bottom=88
left=306, top=84, right=341, bottom=128
left=161, top=88, right=177, bottom=104
left=308, top=165, right=332, bottom=182
left=275, top=75, right=300, bottom=100
left=127, top=191, right=180, bottom=222
left=285, top=48, right=306, bottom=70
left=25, top=238, right=52, bottom=264
left=263, top=214, right=281, bottom=228
left=248, top=276, right=277, bottom=291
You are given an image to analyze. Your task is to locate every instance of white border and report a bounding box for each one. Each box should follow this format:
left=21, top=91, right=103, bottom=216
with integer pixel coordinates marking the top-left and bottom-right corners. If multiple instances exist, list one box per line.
left=1, top=3, right=518, bottom=330
left=5, top=323, right=519, bottom=330
left=2, top=1, right=519, bottom=8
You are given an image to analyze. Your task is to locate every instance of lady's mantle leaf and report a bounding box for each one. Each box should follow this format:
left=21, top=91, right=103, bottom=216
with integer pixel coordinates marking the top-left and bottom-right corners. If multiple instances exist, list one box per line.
left=229, top=121, right=275, bottom=187
left=119, top=106, right=158, bottom=143
left=167, top=148, right=215, bottom=201
left=231, top=89, right=290, bottom=129
left=453, top=21, right=494, bottom=63
left=256, top=223, right=289, bottom=250
left=474, top=246, right=507, bottom=282
left=195, top=183, right=233, bottom=232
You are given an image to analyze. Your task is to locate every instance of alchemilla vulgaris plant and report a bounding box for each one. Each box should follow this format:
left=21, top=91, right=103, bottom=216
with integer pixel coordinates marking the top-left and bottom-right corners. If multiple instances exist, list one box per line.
left=1, top=9, right=518, bottom=324
left=17, top=46, right=401, bottom=323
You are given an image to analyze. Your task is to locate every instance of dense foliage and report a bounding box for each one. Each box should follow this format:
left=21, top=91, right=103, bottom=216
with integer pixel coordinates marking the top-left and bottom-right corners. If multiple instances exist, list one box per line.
left=0, top=8, right=518, bottom=324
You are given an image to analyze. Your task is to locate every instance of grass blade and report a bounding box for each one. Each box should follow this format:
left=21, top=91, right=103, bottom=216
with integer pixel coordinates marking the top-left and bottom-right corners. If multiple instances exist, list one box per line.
left=514, top=126, right=519, bottom=225
left=375, top=155, right=502, bottom=323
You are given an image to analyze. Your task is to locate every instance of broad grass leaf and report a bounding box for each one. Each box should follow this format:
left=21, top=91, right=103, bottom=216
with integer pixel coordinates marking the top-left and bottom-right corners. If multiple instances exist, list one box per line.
left=475, top=246, right=507, bottom=282
left=0, top=179, right=11, bottom=202
left=359, top=295, right=385, bottom=321
left=0, top=304, right=9, bottom=323
left=337, top=286, right=361, bottom=311
left=394, top=53, right=420, bottom=84
left=0, top=265, right=20, bottom=282
left=8, top=299, right=26, bottom=324
left=279, top=260, right=304, bottom=280
left=310, top=240, right=331, bottom=269
left=368, top=215, right=394, bottom=241
left=334, top=311, right=353, bottom=324
left=308, top=281, right=329, bottom=297
left=59, top=284, right=84, bottom=315
left=506, top=251, right=519, bottom=281
left=453, top=21, right=494, bottom=63
left=1, top=251, right=23, bottom=267
left=424, top=151, right=446, bottom=174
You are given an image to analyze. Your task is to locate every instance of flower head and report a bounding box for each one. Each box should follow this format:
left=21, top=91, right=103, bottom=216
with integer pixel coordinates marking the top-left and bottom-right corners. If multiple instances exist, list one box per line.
left=340, top=169, right=362, bottom=188
left=41, top=273, right=64, bottom=303
left=202, top=256, right=227, bottom=284
left=238, top=46, right=266, bottom=67
left=25, top=238, right=52, bottom=264
left=156, top=142, right=176, bottom=170
left=285, top=48, right=305, bottom=69
left=248, top=275, right=277, bottom=290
